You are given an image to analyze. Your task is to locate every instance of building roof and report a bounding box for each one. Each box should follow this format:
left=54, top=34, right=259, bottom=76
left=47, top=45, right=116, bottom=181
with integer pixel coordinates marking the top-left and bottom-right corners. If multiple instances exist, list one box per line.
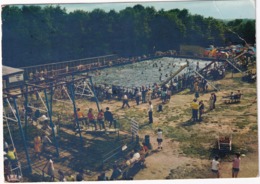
left=2, top=65, right=24, bottom=77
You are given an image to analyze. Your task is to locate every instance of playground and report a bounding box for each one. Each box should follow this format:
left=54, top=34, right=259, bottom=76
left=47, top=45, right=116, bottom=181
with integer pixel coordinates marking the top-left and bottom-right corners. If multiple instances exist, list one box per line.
left=3, top=54, right=258, bottom=181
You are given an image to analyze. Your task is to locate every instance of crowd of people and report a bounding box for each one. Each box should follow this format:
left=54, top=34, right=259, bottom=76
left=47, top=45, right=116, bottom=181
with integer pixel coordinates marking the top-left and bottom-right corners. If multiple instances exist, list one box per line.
left=4, top=47, right=255, bottom=182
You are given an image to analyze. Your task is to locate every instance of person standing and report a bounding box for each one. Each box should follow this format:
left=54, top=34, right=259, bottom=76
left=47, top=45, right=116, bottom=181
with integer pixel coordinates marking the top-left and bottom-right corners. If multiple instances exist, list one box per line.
left=34, top=135, right=42, bottom=160
left=135, top=90, right=141, bottom=105
left=122, top=94, right=130, bottom=108
left=161, top=90, right=166, bottom=103
left=166, top=88, right=172, bottom=102
left=209, top=93, right=214, bottom=111
left=199, top=100, right=205, bottom=121
left=141, top=86, right=147, bottom=103
left=232, top=153, right=241, bottom=178
left=104, top=107, right=114, bottom=129
left=147, top=88, right=152, bottom=102
left=42, top=134, right=52, bottom=153
left=43, top=155, right=55, bottom=181
left=213, top=93, right=217, bottom=109
left=4, top=159, right=11, bottom=181
left=191, top=99, right=199, bottom=122
left=148, top=101, right=153, bottom=124
left=157, top=128, right=163, bottom=149
left=211, top=156, right=220, bottom=178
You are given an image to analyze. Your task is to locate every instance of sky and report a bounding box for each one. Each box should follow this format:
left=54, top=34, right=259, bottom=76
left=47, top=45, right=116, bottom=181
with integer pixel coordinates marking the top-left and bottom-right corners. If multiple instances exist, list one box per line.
left=2, top=0, right=256, bottom=20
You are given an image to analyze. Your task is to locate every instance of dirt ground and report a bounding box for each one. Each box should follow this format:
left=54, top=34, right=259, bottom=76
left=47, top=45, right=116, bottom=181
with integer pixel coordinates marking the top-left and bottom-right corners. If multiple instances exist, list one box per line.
left=9, top=70, right=258, bottom=182
left=92, top=71, right=258, bottom=180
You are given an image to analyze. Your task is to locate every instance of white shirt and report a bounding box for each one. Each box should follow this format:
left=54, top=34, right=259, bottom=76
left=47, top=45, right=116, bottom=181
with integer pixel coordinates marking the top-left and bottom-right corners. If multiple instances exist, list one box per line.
left=130, top=152, right=141, bottom=163
left=148, top=104, right=153, bottom=112
left=157, top=131, right=163, bottom=139
left=212, top=159, right=219, bottom=170
left=123, top=95, right=128, bottom=100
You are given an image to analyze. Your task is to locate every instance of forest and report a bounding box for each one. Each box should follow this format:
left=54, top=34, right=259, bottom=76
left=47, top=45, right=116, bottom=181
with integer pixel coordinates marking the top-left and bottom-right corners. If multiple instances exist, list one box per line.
left=1, top=4, right=256, bottom=67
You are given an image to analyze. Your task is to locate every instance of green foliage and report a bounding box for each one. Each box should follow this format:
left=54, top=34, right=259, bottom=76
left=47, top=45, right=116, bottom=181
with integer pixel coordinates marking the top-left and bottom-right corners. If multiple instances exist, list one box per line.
left=2, top=5, right=256, bottom=67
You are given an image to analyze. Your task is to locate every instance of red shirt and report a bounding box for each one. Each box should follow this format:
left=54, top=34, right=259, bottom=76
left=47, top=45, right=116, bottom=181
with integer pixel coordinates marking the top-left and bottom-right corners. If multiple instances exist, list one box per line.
left=233, top=157, right=240, bottom=169
left=88, top=112, right=95, bottom=120
left=97, top=111, right=104, bottom=120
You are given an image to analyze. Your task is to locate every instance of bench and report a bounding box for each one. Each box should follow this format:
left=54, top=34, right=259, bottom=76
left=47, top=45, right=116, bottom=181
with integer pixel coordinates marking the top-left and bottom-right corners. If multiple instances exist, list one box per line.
left=222, top=94, right=242, bottom=104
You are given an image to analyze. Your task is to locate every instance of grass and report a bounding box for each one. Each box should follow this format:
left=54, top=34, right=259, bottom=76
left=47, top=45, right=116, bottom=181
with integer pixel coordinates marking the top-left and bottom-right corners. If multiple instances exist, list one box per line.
left=250, top=124, right=258, bottom=132
left=235, top=118, right=251, bottom=129
left=180, top=142, right=210, bottom=158
left=232, top=132, right=258, bottom=154
left=166, top=115, right=181, bottom=122
left=163, top=126, right=190, bottom=141
left=229, top=105, right=248, bottom=112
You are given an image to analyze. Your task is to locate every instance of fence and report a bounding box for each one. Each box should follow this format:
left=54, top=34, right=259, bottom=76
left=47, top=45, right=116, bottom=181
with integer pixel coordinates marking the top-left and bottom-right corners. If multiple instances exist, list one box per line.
left=21, top=54, right=117, bottom=80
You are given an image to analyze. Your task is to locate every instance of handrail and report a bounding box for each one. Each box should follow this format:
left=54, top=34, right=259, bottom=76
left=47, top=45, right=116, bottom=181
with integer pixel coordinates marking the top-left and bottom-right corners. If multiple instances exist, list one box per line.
left=20, top=54, right=117, bottom=69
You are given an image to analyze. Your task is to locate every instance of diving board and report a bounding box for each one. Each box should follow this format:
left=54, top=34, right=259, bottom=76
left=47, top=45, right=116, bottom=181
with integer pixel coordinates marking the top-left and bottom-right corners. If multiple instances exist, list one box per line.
left=226, top=59, right=243, bottom=73
left=199, top=61, right=216, bottom=73
left=160, top=64, right=188, bottom=86
left=193, top=70, right=220, bottom=91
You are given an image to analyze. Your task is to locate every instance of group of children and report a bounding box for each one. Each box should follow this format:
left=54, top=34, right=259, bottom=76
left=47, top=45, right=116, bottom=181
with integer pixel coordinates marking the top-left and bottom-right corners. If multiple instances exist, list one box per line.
left=211, top=153, right=241, bottom=178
